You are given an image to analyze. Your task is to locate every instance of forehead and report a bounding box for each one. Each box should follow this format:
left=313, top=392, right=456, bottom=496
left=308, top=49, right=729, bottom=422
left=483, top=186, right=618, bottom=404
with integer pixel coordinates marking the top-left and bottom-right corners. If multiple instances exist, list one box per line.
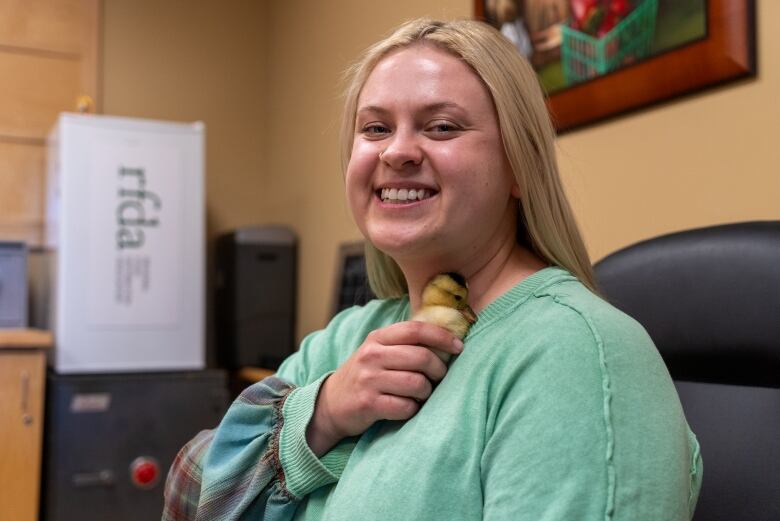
left=357, top=44, right=494, bottom=112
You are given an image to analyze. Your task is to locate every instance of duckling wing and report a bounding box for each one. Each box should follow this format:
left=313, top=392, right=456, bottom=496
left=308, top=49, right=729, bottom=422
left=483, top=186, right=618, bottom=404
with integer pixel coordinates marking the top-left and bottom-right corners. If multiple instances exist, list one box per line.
left=412, top=305, right=472, bottom=340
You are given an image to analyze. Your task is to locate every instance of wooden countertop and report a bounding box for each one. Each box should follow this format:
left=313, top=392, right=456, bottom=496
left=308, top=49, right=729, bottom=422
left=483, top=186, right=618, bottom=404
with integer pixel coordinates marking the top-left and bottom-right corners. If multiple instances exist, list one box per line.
left=0, top=328, right=53, bottom=349
left=237, top=367, right=275, bottom=382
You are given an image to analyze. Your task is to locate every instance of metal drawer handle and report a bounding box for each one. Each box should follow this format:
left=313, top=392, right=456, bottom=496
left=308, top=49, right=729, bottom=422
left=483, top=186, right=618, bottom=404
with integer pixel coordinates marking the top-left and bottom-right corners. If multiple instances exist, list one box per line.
left=72, top=470, right=116, bottom=488
left=20, top=370, right=33, bottom=426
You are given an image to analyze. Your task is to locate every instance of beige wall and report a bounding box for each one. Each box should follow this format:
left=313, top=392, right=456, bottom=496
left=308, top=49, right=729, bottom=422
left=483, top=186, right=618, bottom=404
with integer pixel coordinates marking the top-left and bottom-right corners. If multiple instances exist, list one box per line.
left=102, top=0, right=270, bottom=360
left=103, top=1, right=780, bottom=349
left=103, top=0, right=270, bottom=236
left=0, top=0, right=99, bottom=246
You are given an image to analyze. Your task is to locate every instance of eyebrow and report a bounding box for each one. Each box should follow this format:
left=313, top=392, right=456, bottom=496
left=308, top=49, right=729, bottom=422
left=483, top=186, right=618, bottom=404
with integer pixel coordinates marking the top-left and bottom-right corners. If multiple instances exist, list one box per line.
left=356, top=101, right=466, bottom=117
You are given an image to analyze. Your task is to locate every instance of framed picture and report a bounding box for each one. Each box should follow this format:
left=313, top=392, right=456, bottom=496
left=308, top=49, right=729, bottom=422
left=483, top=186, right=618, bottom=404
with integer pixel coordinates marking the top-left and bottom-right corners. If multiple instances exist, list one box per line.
left=475, top=0, right=756, bottom=132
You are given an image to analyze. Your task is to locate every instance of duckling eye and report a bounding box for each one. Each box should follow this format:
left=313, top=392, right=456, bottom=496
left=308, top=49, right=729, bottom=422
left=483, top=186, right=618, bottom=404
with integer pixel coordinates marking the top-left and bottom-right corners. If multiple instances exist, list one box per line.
left=454, top=295, right=462, bottom=301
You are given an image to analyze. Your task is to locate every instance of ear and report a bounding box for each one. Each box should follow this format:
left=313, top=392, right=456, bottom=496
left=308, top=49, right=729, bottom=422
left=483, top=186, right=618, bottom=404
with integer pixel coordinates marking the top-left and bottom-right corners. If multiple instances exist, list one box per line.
left=510, top=181, right=522, bottom=199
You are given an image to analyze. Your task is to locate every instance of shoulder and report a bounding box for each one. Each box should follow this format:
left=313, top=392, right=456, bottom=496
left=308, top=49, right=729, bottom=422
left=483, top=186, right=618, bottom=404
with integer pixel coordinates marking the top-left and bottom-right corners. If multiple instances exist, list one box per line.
left=534, top=276, right=652, bottom=345
left=474, top=270, right=668, bottom=394
left=528, top=276, right=666, bottom=375
left=488, top=271, right=656, bottom=360
left=484, top=271, right=678, bottom=414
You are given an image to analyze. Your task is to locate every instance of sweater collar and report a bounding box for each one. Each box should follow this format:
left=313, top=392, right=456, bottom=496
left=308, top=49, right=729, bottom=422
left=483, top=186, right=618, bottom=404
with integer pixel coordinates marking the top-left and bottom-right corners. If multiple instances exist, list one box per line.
left=466, top=266, right=573, bottom=337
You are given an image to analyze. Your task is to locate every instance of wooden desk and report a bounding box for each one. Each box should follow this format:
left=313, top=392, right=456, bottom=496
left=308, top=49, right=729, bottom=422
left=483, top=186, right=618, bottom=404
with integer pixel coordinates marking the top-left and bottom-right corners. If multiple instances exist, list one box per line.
left=237, top=366, right=275, bottom=383
left=226, top=367, right=276, bottom=399
left=0, top=329, right=52, bottom=521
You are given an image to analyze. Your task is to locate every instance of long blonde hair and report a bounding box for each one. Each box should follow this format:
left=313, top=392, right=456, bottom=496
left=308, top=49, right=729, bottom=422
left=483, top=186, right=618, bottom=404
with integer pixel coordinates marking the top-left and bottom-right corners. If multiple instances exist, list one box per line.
left=340, top=18, right=596, bottom=297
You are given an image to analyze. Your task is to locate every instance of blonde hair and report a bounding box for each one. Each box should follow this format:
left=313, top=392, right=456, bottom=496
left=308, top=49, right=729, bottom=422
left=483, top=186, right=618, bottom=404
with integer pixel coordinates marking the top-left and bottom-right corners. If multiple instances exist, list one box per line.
left=340, top=18, right=596, bottom=297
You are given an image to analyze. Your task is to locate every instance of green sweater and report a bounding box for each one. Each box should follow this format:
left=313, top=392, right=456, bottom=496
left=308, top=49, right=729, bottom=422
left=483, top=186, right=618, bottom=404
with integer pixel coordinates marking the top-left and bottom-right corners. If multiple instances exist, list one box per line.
left=171, top=267, right=702, bottom=520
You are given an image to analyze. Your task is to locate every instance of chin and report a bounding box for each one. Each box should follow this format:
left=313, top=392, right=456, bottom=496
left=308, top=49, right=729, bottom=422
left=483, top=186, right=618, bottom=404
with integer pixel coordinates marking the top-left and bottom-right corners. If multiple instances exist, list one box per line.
left=371, top=235, right=448, bottom=266
left=363, top=216, right=457, bottom=258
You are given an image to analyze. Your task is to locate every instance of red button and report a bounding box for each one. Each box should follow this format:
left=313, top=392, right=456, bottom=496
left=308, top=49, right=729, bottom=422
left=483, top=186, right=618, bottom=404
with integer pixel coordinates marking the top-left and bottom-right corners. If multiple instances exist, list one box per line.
left=130, top=457, right=160, bottom=489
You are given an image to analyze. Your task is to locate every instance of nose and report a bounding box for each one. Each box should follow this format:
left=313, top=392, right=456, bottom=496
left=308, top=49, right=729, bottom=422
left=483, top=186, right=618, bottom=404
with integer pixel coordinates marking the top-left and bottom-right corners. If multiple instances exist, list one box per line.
left=379, top=129, right=423, bottom=170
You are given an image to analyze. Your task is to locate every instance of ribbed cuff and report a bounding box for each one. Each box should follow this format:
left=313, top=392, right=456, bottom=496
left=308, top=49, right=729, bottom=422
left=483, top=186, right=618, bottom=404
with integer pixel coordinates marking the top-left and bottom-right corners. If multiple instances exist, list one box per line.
left=279, top=372, right=355, bottom=498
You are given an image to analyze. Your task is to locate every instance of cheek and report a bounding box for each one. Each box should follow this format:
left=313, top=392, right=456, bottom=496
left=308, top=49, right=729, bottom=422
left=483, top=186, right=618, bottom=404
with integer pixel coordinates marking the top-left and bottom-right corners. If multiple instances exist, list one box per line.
left=345, top=148, right=376, bottom=214
left=346, top=141, right=377, bottom=186
left=452, top=152, right=515, bottom=219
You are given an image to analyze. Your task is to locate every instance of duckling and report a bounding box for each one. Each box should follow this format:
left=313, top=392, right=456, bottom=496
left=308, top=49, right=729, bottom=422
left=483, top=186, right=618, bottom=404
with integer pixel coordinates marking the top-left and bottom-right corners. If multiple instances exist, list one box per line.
left=412, top=272, right=477, bottom=362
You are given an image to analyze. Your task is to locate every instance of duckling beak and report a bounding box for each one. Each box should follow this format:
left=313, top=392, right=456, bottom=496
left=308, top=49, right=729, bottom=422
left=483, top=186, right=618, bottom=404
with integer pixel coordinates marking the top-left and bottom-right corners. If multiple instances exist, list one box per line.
left=462, top=304, right=477, bottom=324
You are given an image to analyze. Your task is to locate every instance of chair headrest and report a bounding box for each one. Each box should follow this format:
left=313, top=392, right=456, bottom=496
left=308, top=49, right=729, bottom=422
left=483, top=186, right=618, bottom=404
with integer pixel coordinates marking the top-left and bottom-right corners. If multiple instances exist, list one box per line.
left=594, top=221, right=780, bottom=388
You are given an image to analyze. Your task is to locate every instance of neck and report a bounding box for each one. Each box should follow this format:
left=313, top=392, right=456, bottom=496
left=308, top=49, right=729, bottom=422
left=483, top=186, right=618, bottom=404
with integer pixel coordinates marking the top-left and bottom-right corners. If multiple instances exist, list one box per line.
left=399, top=225, right=547, bottom=314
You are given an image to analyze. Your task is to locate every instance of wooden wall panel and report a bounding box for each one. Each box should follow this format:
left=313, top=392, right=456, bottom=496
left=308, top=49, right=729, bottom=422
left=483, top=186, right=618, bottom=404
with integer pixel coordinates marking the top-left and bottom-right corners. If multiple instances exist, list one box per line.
left=0, top=52, right=81, bottom=141
left=0, top=0, right=86, bottom=55
left=0, top=0, right=99, bottom=246
left=0, top=142, right=44, bottom=243
left=79, top=0, right=100, bottom=110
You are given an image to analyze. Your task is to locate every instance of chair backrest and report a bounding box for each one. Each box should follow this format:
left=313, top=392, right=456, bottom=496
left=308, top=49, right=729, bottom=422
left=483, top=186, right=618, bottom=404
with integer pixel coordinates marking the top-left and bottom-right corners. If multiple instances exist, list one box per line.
left=330, top=241, right=376, bottom=318
left=594, top=221, right=780, bottom=521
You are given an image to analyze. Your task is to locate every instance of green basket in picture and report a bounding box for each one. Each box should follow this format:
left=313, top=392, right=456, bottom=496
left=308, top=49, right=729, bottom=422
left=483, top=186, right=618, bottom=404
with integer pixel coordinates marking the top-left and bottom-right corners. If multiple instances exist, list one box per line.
left=561, top=0, right=659, bottom=85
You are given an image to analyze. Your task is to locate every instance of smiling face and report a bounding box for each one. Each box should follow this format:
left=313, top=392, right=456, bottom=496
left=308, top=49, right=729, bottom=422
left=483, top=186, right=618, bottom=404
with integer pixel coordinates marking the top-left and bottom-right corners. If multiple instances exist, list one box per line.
left=346, top=43, right=520, bottom=270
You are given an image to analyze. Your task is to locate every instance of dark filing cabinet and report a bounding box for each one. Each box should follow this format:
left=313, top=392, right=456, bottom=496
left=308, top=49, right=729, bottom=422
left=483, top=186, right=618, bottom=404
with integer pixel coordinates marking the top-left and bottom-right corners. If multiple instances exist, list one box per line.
left=41, top=370, right=229, bottom=521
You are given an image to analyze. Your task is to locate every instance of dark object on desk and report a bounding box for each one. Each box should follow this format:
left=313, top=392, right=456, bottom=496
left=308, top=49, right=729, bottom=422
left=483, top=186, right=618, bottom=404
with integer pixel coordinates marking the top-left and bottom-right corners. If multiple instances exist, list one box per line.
left=595, top=221, right=780, bottom=521
left=0, top=241, right=27, bottom=327
left=331, top=241, right=376, bottom=317
left=216, top=225, right=297, bottom=369
left=41, top=370, right=229, bottom=521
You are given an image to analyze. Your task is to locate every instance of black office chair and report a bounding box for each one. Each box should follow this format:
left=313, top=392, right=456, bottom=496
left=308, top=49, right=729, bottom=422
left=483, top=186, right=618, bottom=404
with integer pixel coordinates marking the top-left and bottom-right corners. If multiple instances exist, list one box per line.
left=594, top=221, right=780, bottom=521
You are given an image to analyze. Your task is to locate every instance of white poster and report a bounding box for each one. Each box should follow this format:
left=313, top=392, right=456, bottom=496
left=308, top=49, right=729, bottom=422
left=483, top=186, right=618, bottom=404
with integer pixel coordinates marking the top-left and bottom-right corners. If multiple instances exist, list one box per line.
left=87, top=141, right=183, bottom=327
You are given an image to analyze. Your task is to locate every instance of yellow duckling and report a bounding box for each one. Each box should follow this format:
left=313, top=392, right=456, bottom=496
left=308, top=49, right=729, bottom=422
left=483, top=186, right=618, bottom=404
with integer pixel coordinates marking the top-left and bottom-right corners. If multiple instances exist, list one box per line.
left=412, top=272, right=477, bottom=362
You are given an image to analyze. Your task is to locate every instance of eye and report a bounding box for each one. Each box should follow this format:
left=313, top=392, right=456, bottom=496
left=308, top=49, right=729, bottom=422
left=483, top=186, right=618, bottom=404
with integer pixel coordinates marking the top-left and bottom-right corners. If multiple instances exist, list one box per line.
left=360, top=123, right=391, bottom=137
left=434, top=123, right=455, bottom=131
left=428, top=121, right=458, bottom=132
left=454, top=295, right=462, bottom=301
left=426, top=120, right=462, bottom=139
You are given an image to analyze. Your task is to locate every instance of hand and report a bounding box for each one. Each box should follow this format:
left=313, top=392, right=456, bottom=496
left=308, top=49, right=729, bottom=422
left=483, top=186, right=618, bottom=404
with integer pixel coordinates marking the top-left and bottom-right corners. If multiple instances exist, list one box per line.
left=306, top=321, right=464, bottom=456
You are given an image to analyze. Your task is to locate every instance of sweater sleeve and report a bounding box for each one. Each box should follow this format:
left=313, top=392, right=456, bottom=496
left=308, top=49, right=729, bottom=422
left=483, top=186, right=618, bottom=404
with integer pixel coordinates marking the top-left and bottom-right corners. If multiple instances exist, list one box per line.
left=162, top=371, right=349, bottom=520
left=163, top=299, right=406, bottom=520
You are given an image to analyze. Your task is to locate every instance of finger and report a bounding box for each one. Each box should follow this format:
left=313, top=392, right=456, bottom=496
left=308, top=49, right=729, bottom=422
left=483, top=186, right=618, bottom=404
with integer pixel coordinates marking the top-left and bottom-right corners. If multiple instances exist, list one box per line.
left=374, top=393, right=421, bottom=421
left=376, top=369, right=434, bottom=401
left=374, top=321, right=465, bottom=355
left=380, top=344, right=448, bottom=382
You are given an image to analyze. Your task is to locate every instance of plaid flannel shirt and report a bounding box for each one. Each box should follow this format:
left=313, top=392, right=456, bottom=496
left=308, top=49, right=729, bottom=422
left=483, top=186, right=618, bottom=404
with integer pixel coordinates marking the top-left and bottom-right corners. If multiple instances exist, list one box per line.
left=162, top=429, right=214, bottom=521
left=162, top=377, right=300, bottom=521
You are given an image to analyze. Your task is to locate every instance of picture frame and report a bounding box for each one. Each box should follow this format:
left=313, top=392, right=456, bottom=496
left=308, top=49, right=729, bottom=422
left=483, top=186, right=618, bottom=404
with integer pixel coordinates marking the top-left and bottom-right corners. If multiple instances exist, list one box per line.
left=474, top=0, right=756, bottom=133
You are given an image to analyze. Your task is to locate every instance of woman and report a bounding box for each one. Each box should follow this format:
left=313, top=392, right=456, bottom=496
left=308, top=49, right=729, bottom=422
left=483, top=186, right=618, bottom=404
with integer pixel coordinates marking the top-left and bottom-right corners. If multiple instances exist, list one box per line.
left=164, top=18, right=702, bottom=521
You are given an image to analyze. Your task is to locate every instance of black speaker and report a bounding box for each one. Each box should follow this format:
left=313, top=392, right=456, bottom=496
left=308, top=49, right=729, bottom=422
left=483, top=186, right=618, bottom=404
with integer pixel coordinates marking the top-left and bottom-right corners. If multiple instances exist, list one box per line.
left=216, top=226, right=297, bottom=369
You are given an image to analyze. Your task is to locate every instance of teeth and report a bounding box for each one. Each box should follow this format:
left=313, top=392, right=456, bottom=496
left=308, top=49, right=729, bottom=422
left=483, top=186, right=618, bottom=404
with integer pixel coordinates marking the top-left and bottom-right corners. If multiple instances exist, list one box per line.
left=380, top=187, right=434, bottom=203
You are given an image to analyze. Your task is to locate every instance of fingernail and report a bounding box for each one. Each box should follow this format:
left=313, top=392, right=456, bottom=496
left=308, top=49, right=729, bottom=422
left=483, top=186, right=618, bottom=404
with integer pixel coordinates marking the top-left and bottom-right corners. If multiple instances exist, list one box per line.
left=453, top=338, right=464, bottom=353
